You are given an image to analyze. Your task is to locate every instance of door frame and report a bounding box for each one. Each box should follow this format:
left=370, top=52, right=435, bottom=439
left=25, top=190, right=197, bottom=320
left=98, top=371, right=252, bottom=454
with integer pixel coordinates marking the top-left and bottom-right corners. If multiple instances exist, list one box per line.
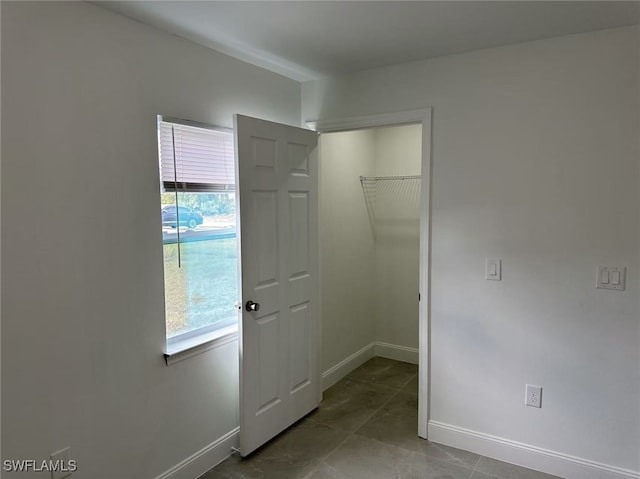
left=306, top=108, right=432, bottom=439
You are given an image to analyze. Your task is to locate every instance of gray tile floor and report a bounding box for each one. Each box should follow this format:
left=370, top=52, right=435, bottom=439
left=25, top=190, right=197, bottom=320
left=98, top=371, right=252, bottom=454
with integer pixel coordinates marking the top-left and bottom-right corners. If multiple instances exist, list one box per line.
left=202, top=357, right=561, bottom=479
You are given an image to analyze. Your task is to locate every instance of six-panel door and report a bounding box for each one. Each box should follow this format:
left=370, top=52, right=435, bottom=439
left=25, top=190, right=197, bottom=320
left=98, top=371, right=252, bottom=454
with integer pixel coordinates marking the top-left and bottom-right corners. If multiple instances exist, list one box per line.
left=235, top=114, right=320, bottom=456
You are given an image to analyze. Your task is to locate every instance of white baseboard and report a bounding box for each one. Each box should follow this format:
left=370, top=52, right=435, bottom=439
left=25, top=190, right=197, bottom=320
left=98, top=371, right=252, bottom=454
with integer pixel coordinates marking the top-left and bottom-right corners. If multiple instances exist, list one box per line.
left=154, top=427, right=239, bottom=479
left=428, top=421, right=640, bottom=479
left=374, top=342, right=418, bottom=364
left=321, top=341, right=419, bottom=391
left=322, top=342, right=376, bottom=390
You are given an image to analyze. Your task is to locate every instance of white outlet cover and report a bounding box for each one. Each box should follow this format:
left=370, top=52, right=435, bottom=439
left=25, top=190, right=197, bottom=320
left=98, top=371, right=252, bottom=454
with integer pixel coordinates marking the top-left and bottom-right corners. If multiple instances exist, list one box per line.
left=525, top=384, right=542, bottom=408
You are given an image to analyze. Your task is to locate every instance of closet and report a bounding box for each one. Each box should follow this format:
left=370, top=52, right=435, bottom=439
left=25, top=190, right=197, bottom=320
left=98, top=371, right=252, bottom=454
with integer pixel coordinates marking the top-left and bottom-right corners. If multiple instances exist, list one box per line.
left=319, top=123, right=423, bottom=381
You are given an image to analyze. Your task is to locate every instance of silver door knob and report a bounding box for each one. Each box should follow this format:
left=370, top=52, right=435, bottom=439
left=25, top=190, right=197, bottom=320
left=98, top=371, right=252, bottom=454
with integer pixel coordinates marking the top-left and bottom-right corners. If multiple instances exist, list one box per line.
left=245, top=301, right=260, bottom=312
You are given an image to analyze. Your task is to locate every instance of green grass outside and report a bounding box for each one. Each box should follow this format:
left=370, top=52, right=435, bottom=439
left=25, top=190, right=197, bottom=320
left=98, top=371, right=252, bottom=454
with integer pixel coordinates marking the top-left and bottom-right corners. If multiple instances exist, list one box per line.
left=163, top=237, right=238, bottom=337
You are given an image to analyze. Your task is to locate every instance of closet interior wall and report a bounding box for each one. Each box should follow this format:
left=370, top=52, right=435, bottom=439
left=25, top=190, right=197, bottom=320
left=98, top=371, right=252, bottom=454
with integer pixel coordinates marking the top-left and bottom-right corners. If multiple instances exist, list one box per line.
left=320, top=124, right=422, bottom=377
left=319, top=129, right=377, bottom=373
left=373, top=124, right=422, bottom=351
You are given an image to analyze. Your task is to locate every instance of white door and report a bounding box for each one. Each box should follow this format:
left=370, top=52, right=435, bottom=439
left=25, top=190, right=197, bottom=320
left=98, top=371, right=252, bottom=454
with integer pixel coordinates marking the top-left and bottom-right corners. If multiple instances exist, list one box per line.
left=235, top=114, right=320, bottom=456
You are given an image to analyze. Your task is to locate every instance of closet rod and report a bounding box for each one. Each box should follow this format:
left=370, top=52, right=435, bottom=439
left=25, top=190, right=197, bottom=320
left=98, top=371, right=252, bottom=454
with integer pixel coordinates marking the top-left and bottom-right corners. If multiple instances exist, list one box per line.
left=360, top=175, right=421, bottom=181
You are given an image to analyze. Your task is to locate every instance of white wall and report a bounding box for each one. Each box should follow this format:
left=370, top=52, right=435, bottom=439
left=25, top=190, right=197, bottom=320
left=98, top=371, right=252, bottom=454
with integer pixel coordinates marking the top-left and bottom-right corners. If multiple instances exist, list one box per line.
left=1, top=2, right=300, bottom=478
left=373, top=125, right=422, bottom=350
left=0, top=0, right=3, bottom=466
left=319, top=130, right=377, bottom=373
left=304, top=25, right=640, bottom=475
left=319, top=125, right=422, bottom=376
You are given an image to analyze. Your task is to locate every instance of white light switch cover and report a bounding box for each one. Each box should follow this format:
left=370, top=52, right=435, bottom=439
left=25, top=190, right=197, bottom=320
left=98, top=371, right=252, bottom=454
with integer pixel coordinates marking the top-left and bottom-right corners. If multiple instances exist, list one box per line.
left=486, top=259, right=502, bottom=281
left=596, top=266, right=626, bottom=291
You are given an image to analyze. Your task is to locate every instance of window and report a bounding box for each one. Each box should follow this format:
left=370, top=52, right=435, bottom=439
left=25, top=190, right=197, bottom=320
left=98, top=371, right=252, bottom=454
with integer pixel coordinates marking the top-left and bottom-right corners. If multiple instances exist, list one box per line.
left=157, top=117, right=239, bottom=352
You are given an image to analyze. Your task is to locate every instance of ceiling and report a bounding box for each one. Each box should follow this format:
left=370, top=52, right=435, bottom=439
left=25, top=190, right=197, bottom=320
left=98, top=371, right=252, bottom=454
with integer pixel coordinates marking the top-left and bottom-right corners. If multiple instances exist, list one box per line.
left=97, top=1, right=640, bottom=82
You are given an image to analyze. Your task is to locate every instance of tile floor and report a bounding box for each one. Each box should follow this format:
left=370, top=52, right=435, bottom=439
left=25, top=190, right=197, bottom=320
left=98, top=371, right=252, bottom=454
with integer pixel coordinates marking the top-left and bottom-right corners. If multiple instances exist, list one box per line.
left=202, top=357, right=561, bottom=479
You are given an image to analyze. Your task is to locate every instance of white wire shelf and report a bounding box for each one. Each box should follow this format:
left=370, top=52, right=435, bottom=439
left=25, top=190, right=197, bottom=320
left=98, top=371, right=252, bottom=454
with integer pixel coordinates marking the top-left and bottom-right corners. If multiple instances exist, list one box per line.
left=359, top=175, right=421, bottom=237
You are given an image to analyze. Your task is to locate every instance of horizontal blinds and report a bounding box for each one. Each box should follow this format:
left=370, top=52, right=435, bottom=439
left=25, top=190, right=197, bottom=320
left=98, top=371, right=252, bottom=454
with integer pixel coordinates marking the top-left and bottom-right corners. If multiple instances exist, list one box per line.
left=159, top=121, right=235, bottom=192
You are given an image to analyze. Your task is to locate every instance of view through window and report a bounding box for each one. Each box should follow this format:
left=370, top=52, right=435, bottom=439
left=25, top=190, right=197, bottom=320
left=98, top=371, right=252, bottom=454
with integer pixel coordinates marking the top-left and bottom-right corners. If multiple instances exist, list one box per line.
left=158, top=118, right=238, bottom=343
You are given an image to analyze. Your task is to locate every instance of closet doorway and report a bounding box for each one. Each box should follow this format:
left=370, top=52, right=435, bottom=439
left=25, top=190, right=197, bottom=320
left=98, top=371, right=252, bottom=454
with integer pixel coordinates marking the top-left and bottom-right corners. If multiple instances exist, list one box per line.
left=309, top=109, right=432, bottom=438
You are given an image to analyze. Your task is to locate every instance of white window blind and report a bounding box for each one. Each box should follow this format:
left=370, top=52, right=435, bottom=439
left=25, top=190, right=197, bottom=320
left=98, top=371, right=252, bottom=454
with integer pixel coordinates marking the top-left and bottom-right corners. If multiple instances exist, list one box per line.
left=158, top=120, right=235, bottom=192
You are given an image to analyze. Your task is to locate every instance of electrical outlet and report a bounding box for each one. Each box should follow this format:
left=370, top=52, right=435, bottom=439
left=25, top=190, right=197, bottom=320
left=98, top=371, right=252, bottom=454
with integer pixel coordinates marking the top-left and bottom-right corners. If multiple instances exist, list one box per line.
left=525, top=384, right=542, bottom=408
left=50, top=447, right=73, bottom=479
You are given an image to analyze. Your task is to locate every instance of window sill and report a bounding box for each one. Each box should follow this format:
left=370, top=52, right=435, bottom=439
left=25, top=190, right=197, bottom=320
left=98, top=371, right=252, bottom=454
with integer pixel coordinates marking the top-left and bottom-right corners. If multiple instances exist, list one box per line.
left=164, top=325, right=238, bottom=366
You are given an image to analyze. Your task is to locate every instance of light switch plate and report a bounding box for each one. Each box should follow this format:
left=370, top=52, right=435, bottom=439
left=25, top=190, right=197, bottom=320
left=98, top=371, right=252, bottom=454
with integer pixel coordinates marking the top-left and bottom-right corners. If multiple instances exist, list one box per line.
left=596, top=266, right=626, bottom=291
left=486, top=259, right=502, bottom=281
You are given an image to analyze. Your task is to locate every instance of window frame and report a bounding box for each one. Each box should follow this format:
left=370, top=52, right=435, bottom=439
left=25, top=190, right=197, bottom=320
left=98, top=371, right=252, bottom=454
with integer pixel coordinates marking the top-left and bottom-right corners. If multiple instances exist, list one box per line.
left=157, top=115, right=240, bottom=363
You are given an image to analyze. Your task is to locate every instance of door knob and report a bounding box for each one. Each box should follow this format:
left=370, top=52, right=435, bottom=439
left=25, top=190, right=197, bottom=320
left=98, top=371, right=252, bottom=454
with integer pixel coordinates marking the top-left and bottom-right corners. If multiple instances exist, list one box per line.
left=245, top=300, right=260, bottom=312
